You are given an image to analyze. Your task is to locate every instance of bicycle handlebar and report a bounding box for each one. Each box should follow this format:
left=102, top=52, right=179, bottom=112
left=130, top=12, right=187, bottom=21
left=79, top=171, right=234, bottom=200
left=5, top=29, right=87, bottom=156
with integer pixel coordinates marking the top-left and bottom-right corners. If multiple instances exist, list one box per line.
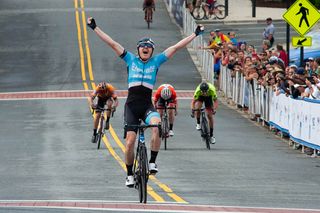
left=123, top=123, right=162, bottom=139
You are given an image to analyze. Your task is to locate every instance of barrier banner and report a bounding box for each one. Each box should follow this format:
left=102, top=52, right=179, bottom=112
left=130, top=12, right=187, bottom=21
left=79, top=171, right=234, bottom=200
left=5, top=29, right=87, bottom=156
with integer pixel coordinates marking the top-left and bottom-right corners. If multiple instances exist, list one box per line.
left=270, top=93, right=320, bottom=148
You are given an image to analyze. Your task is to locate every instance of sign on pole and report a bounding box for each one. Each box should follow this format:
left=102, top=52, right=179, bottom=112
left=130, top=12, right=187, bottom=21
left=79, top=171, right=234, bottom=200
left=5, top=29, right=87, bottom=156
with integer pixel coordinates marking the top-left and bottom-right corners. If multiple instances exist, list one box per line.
left=292, top=36, right=312, bottom=47
left=283, top=0, right=320, bottom=36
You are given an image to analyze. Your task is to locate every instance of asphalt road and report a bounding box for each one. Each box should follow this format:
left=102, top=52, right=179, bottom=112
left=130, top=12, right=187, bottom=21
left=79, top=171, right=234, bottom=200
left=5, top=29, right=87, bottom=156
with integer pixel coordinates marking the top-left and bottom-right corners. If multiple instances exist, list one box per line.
left=0, top=0, right=319, bottom=212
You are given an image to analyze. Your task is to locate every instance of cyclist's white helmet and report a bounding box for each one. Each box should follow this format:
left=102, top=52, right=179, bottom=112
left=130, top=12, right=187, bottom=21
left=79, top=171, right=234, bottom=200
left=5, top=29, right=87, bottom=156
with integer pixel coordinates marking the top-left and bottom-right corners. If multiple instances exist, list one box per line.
left=161, top=86, right=172, bottom=100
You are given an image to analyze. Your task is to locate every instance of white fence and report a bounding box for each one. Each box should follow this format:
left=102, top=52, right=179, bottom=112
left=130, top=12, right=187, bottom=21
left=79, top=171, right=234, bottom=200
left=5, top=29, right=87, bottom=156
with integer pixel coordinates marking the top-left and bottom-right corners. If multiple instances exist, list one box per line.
left=219, top=67, right=320, bottom=153
left=180, top=2, right=319, bottom=153
left=182, top=6, right=214, bottom=85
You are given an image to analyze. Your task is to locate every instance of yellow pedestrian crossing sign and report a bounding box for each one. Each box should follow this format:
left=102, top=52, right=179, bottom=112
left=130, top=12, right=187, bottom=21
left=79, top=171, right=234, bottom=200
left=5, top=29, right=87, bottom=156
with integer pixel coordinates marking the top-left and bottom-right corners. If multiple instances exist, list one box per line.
left=283, top=0, right=320, bottom=36
left=292, top=36, right=312, bottom=47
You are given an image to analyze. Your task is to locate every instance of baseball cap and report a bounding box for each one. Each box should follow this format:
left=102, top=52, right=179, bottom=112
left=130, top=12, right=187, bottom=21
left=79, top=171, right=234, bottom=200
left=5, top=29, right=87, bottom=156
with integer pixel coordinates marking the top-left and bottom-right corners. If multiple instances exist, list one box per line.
left=308, top=57, right=314, bottom=61
left=289, top=64, right=298, bottom=69
left=296, top=67, right=305, bottom=75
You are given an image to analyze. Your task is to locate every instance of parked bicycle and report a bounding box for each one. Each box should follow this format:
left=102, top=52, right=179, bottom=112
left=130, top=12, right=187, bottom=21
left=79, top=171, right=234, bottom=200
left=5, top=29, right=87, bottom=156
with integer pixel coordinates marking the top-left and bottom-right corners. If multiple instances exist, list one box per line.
left=192, top=1, right=226, bottom=20
left=157, top=102, right=176, bottom=150
left=193, top=107, right=211, bottom=150
left=124, top=121, right=161, bottom=203
left=93, top=106, right=115, bottom=149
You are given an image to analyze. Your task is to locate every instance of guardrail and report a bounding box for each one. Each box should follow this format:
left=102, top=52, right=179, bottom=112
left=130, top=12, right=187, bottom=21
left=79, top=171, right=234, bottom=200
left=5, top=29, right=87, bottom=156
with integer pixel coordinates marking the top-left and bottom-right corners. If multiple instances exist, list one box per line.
left=219, top=66, right=320, bottom=155
left=182, top=6, right=214, bottom=85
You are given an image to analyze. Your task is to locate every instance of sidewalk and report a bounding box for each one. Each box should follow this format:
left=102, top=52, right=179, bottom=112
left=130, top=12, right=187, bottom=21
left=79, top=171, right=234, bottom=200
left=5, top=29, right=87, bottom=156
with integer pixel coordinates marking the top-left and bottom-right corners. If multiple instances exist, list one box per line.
left=217, top=0, right=286, bottom=23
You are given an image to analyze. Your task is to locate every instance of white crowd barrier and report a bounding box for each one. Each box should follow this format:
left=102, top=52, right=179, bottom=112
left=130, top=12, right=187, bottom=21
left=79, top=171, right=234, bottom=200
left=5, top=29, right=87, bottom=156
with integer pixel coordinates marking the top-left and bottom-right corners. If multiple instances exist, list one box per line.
left=219, top=66, right=320, bottom=152
left=180, top=1, right=319, bottom=153
left=270, top=94, right=320, bottom=150
left=182, top=6, right=214, bottom=85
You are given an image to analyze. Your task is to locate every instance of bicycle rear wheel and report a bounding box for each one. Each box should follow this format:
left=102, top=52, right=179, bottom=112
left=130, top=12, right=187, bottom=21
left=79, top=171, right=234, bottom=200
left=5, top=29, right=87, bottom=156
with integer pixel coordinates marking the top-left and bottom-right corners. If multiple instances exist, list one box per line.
left=138, top=145, right=148, bottom=203
left=192, top=6, right=205, bottom=20
left=215, top=5, right=226, bottom=19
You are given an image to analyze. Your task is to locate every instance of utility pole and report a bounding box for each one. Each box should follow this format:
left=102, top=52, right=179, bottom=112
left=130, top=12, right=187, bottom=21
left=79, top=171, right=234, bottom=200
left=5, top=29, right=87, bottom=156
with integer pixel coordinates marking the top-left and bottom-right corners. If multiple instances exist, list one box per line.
left=252, top=0, right=256, bottom=17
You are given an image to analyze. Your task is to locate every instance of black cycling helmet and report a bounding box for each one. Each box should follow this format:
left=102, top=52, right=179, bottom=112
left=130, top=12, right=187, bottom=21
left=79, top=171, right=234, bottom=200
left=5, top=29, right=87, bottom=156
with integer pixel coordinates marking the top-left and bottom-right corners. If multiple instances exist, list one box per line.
left=137, top=37, right=155, bottom=49
left=200, top=82, right=209, bottom=92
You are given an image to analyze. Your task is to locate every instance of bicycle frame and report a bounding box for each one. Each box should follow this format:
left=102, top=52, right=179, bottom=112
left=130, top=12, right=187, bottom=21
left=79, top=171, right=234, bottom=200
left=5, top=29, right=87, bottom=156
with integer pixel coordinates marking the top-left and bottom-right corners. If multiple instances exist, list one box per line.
left=158, top=102, right=176, bottom=150
left=95, top=107, right=115, bottom=149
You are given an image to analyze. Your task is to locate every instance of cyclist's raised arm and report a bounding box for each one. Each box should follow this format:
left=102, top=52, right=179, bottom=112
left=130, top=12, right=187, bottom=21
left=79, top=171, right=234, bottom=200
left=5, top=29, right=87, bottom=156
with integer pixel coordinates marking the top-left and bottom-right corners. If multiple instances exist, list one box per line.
left=164, top=25, right=204, bottom=59
left=87, top=17, right=124, bottom=56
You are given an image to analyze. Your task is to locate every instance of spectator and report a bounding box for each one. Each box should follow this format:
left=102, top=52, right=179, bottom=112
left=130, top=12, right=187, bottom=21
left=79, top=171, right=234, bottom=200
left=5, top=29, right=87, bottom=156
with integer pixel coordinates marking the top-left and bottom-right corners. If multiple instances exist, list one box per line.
left=263, top=17, right=275, bottom=47
left=262, top=40, right=271, bottom=52
left=214, top=29, right=230, bottom=45
left=185, top=0, right=194, bottom=12
left=276, top=44, right=288, bottom=67
left=228, top=31, right=238, bottom=46
left=303, top=76, right=320, bottom=99
left=315, top=58, right=320, bottom=76
left=305, top=57, right=317, bottom=76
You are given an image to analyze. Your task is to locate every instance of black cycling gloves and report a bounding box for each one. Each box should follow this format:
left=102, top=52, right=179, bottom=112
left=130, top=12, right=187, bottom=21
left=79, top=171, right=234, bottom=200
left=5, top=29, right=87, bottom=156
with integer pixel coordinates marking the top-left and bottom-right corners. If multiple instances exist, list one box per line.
left=87, top=18, right=97, bottom=30
left=194, top=25, right=204, bottom=36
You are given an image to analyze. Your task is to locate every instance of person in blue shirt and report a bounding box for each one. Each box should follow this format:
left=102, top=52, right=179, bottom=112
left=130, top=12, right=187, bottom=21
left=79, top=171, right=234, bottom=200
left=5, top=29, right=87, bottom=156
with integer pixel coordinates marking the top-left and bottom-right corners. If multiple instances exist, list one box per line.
left=87, top=17, right=204, bottom=187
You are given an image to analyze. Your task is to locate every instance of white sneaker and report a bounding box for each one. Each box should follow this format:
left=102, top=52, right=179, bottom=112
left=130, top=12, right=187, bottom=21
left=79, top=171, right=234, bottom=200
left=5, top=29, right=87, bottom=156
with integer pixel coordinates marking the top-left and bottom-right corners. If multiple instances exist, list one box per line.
left=196, top=124, right=201, bottom=130
left=169, top=130, right=174, bottom=136
left=125, top=175, right=134, bottom=188
left=210, top=136, right=216, bottom=144
left=149, top=163, right=158, bottom=174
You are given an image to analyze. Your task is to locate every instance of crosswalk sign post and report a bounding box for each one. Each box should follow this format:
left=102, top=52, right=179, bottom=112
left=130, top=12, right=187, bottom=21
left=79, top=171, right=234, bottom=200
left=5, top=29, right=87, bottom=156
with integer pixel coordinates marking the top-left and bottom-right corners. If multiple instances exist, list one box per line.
left=283, top=0, right=320, bottom=66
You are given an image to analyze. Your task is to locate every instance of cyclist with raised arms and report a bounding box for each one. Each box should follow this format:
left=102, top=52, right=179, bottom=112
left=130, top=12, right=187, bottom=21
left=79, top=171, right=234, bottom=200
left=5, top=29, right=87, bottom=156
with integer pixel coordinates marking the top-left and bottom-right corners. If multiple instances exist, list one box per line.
left=191, top=81, right=218, bottom=144
left=89, top=82, right=119, bottom=143
left=153, top=84, right=178, bottom=137
left=87, top=17, right=204, bottom=187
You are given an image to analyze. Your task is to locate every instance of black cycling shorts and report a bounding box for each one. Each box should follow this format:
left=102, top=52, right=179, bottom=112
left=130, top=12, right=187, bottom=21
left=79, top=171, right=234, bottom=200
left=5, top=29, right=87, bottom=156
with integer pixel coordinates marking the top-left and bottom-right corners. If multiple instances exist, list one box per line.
left=95, top=97, right=112, bottom=112
left=196, top=96, right=213, bottom=109
left=156, top=98, right=174, bottom=107
left=124, top=102, right=160, bottom=132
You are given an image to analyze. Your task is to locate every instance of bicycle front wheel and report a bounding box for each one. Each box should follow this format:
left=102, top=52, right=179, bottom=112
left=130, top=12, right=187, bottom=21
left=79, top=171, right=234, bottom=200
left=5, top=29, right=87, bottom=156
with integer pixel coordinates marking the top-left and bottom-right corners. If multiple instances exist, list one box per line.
left=138, top=145, right=148, bottom=203
left=97, top=132, right=102, bottom=149
left=201, top=115, right=210, bottom=150
left=162, top=116, right=169, bottom=150
left=192, top=6, right=205, bottom=20
left=215, top=5, right=226, bottom=19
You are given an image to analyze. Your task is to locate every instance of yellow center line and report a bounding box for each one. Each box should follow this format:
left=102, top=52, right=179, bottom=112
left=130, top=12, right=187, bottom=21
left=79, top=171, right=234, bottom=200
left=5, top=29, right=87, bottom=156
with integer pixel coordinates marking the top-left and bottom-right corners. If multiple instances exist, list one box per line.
left=102, top=135, right=165, bottom=202
left=109, top=124, right=188, bottom=203
left=78, top=0, right=166, bottom=203
left=74, top=0, right=87, bottom=84
left=79, top=0, right=95, bottom=84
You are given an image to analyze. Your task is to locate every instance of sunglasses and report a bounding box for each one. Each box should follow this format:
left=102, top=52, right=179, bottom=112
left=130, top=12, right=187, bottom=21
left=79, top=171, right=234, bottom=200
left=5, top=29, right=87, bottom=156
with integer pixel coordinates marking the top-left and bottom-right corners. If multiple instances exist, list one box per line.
left=138, top=43, right=154, bottom=48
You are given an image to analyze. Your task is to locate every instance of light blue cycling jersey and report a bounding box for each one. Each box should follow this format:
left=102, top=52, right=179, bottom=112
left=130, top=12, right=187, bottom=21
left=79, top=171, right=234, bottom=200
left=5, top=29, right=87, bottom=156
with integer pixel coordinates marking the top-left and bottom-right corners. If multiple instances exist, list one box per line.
left=121, top=51, right=168, bottom=90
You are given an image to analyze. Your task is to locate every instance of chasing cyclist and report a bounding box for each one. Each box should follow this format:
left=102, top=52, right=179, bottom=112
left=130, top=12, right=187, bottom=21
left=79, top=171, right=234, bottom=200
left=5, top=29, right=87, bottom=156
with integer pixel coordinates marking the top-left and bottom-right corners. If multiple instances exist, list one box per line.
left=89, top=82, right=119, bottom=143
left=143, top=0, right=155, bottom=21
left=153, top=84, right=178, bottom=137
left=87, top=17, right=204, bottom=187
left=191, top=81, right=218, bottom=144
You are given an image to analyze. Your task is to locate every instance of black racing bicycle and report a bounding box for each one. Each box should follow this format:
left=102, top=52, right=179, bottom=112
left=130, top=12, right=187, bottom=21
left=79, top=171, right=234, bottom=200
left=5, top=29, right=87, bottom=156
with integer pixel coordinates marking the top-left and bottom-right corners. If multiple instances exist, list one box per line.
left=193, top=107, right=211, bottom=150
left=93, top=107, right=115, bottom=149
left=157, top=102, right=176, bottom=150
left=124, top=121, right=161, bottom=203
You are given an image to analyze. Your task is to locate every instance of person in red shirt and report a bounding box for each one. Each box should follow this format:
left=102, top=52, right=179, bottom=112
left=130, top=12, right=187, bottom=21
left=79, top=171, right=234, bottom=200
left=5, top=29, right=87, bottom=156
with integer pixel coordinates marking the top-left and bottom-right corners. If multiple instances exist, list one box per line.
left=88, top=82, right=119, bottom=143
left=276, top=44, right=288, bottom=67
left=153, top=84, right=177, bottom=136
